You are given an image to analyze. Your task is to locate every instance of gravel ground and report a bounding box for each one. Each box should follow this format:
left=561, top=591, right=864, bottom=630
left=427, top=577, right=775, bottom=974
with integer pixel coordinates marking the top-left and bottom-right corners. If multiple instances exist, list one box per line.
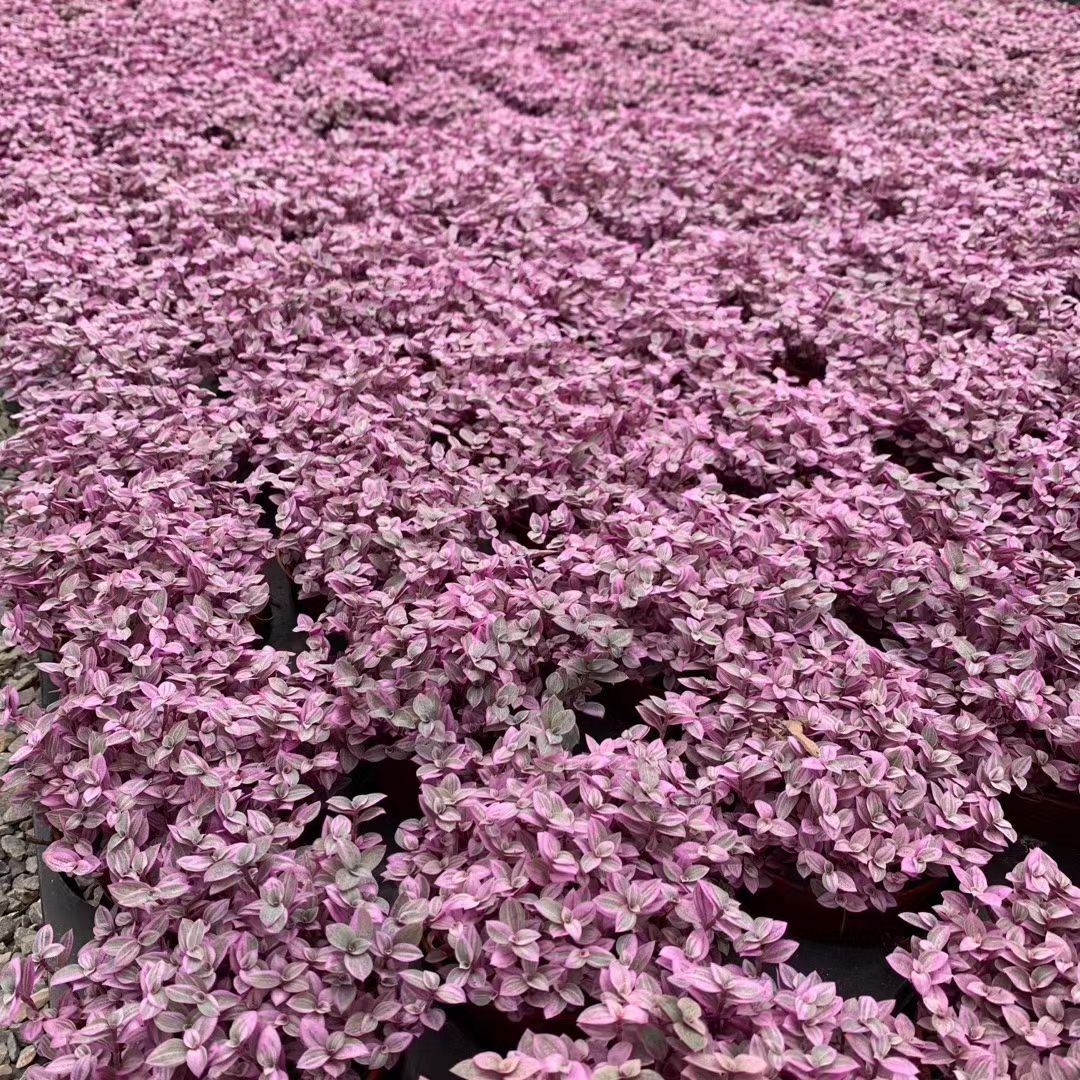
left=0, top=650, right=41, bottom=1078
left=0, top=404, right=42, bottom=1076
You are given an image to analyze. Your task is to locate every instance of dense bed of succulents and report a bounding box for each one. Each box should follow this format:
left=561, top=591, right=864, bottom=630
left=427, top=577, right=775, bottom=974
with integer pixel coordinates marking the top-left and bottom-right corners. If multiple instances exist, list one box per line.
left=1, top=0, right=1079, bottom=1076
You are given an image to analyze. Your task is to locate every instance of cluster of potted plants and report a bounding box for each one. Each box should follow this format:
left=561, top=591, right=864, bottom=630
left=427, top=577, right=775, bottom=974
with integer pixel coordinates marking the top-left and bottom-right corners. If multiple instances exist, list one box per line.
left=0, top=0, right=1078, bottom=1077
left=447, top=851, right=1080, bottom=1080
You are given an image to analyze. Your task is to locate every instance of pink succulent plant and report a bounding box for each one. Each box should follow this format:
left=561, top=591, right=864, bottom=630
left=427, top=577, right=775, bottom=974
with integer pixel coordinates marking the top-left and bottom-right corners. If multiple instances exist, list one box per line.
left=0, top=0, right=1078, bottom=1076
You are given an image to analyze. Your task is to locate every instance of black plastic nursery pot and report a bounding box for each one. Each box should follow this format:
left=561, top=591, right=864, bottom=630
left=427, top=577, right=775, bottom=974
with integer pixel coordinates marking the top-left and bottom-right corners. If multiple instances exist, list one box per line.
left=256, top=555, right=309, bottom=653
left=390, top=1018, right=486, bottom=1080
left=1000, top=788, right=1080, bottom=851
left=35, top=664, right=97, bottom=1003
left=998, top=787, right=1080, bottom=885
left=34, top=815, right=95, bottom=953
left=786, top=935, right=916, bottom=1008
left=744, top=870, right=951, bottom=947
left=447, top=1001, right=581, bottom=1054
left=388, top=1005, right=578, bottom=1080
